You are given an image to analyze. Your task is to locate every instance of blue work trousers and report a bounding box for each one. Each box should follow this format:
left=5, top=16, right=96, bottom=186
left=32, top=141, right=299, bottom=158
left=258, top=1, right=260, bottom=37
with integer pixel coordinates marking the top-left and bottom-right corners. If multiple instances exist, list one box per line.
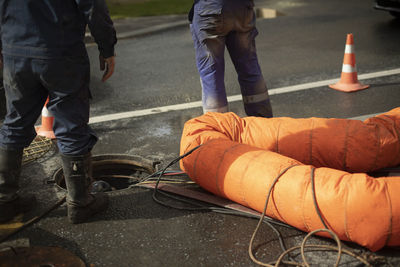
left=0, top=55, right=97, bottom=155
left=191, top=0, right=273, bottom=117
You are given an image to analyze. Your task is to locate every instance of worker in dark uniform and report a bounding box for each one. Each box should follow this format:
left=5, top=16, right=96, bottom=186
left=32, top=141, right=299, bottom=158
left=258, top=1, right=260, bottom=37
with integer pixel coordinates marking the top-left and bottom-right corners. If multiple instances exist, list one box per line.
left=189, top=0, right=273, bottom=117
left=0, top=0, right=117, bottom=224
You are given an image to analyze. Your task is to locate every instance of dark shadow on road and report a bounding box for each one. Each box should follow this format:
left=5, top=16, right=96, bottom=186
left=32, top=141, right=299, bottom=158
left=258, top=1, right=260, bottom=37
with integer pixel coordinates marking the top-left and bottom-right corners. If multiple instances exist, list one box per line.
left=102, top=189, right=208, bottom=221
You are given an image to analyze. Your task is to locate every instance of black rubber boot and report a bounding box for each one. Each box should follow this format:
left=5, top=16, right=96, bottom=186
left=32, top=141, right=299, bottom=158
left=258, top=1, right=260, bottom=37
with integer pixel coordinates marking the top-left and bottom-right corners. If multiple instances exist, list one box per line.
left=61, top=153, right=108, bottom=224
left=0, top=147, right=36, bottom=223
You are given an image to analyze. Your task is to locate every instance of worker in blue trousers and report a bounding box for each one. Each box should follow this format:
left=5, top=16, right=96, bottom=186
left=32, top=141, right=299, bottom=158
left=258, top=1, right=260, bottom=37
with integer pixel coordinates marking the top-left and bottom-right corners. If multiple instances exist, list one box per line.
left=0, top=0, right=117, bottom=224
left=189, top=0, right=273, bottom=117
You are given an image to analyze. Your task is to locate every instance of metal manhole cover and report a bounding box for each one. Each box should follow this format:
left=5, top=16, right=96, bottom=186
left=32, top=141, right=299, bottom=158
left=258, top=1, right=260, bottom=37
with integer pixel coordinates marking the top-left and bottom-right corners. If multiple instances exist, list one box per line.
left=0, top=246, right=85, bottom=267
left=53, top=154, right=156, bottom=192
left=23, top=135, right=54, bottom=165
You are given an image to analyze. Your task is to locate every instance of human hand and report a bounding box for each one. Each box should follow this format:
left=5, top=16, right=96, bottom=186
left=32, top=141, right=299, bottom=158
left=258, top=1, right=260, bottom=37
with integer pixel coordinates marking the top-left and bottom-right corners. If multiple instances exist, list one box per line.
left=99, top=55, right=115, bottom=82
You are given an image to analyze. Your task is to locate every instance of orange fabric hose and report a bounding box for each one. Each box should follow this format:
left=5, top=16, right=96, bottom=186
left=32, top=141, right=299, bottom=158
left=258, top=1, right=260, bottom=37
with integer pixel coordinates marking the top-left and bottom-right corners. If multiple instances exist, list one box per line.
left=180, top=108, right=400, bottom=251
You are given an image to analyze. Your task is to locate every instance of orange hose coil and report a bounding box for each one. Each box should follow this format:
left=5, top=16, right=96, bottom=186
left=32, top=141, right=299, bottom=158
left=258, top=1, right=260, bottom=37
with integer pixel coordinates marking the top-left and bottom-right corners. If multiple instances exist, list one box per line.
left=180, top=108, right=400, bottom=251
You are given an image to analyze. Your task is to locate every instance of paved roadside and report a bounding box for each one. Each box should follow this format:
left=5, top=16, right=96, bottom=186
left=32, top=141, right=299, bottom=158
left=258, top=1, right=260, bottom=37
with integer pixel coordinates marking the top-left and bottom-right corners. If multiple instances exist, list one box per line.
left=86, top=14, right=189, bottom=43
left=85, top=0, right=274, bottom=43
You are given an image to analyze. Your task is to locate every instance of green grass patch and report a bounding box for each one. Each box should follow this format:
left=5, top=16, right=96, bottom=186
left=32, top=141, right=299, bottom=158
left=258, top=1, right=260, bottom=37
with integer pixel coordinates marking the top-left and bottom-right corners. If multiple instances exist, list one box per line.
left=106, top=0, right=193, bottom=19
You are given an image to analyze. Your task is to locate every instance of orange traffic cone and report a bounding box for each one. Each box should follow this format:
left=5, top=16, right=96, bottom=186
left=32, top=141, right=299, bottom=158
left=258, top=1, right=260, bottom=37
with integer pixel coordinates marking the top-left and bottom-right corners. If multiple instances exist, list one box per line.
left=35, top=97, right=56, bottom=139
left=329, top=33, right=369, bottom=92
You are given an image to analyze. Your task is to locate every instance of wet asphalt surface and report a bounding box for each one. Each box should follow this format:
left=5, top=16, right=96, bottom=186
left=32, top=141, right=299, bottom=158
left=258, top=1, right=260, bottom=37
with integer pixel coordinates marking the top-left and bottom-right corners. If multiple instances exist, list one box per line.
left=1, top=0, right=400, bottom=266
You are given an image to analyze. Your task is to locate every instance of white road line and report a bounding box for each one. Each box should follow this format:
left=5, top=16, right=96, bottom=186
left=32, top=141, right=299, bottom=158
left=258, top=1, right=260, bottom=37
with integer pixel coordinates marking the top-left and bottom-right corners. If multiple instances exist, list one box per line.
left=89, top=68, right=400, bottom=124
left=351, top=113, right=381, bottom=121
left=89, top=101, right=202, bottom=124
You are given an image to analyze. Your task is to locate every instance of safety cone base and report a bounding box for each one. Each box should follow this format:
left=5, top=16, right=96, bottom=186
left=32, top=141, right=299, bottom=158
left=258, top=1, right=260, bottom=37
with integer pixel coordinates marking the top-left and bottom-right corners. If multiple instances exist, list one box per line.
left=329, top=82, right=369, bottom=93
left=35, top=126, right=56, bottom=139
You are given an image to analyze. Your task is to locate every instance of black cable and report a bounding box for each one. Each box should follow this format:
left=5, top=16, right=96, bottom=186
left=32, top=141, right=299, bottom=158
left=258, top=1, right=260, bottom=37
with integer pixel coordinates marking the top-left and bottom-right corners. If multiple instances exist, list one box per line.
left=248, top=164, right=300, bottom=265
left=150, top=145, right=297, bottom=259
left=0, top=196, right=66, bottom=244
left=310, top=167, right=329, bottom=230
left=152, top=145, right=209, bottom=211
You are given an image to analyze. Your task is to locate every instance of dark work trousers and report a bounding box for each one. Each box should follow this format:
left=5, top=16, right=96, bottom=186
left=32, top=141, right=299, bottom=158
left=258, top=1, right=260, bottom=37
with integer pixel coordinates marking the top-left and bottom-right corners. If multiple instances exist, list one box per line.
left=190, top=0, right=273, bottom=117
left=0, top=55, right=97, bottom=155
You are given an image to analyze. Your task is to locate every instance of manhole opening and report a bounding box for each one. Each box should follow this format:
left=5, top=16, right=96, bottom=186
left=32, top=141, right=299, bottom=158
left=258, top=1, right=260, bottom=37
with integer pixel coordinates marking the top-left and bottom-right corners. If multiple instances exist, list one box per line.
left=53, top=154, right=156, bottom=192
left=256, top=8, right=284, bottom=19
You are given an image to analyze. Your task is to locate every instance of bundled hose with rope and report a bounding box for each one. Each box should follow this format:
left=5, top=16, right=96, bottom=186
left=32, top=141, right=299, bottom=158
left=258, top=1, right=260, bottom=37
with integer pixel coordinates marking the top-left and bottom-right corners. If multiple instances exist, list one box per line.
left=179, top=109, right=400, bottom=253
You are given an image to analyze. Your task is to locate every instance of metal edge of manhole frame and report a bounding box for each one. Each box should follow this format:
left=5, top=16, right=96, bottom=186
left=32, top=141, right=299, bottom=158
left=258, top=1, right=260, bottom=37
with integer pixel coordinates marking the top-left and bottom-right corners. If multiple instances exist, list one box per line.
left=52, top=154, right=157, bottom=193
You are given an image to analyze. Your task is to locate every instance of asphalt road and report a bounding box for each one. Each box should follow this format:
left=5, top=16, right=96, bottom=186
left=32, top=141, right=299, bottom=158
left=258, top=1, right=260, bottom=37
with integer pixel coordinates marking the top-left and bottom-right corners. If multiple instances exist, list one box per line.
left=87, top=0, right=400, bottom=119
left=1, top=0, right=400, bottom=266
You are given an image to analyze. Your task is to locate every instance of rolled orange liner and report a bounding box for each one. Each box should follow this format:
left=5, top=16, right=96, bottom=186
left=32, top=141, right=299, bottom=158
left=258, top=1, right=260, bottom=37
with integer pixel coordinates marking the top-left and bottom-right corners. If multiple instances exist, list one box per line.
left=180, top=108, right=400, bottom=251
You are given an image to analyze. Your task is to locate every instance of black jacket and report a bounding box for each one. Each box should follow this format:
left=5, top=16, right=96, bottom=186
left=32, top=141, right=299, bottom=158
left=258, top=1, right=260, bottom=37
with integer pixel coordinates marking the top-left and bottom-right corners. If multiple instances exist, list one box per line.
left=0, top=0, right=117, bottom=59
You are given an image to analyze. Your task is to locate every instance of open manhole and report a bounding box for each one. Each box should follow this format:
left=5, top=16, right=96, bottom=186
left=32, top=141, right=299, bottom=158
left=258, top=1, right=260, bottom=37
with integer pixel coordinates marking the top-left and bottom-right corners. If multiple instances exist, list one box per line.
left=53, top=154, right=156, bottom=192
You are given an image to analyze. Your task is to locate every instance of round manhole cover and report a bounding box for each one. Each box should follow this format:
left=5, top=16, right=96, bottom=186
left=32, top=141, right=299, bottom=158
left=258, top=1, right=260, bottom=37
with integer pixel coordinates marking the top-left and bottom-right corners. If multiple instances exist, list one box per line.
left=53, top=154, right=156, bottom=192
